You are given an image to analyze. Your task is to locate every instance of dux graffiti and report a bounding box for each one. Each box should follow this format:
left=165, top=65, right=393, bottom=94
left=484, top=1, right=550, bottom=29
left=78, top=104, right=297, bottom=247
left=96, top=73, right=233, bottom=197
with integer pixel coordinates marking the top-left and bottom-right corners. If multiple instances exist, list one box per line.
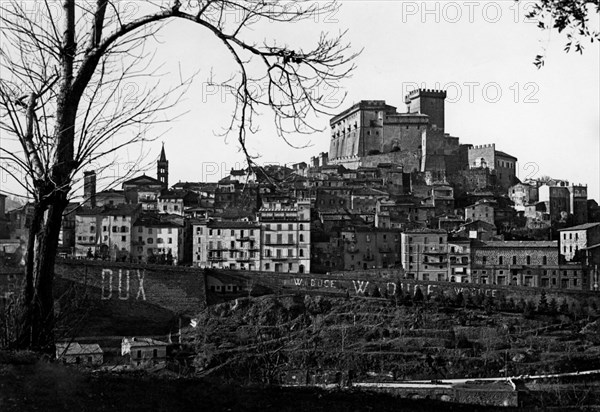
left=101, top=269, right=146, bottom=301
left=289, top=277, right=502, bottom=298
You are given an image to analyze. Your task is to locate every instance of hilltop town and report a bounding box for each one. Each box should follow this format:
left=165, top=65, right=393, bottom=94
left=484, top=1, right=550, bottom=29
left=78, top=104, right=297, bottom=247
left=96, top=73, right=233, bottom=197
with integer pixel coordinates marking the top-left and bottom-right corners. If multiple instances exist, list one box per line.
left=1, top=88, right=599, bottom=298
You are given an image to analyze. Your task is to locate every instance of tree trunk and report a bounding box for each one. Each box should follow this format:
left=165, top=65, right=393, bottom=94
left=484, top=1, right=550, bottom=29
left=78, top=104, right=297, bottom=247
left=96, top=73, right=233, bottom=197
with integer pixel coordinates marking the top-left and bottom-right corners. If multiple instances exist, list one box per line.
left=17, top=191, right=69, bottom=350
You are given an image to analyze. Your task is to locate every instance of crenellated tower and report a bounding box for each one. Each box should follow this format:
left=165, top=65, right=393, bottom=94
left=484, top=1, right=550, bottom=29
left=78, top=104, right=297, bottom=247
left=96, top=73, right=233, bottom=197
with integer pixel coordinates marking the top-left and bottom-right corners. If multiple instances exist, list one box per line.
left=405, top=89, right=447, bottom=132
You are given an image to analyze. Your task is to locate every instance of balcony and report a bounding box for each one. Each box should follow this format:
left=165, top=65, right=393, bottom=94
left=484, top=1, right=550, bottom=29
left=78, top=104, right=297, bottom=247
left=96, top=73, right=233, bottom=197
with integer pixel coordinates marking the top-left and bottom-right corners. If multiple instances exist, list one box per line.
left=271, top=255, right=292, bottom=261
left=208, top=256, right=225, bottom=261
left=424, top=258, right=448, bottom=264
left=421, top=246, right=447, bottom=254
left=264, top=241, right=296, bottom=246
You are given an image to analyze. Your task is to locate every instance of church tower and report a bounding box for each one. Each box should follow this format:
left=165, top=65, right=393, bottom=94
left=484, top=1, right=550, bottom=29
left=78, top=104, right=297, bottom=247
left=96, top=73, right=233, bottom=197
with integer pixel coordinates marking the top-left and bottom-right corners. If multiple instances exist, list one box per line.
left=157, top=144, right=168, bottom=189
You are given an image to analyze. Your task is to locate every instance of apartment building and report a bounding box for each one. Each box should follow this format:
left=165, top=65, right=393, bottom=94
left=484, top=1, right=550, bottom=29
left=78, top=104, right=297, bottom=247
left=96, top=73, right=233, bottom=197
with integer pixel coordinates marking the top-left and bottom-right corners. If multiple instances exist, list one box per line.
left=258, top=200, right=311, bottom=274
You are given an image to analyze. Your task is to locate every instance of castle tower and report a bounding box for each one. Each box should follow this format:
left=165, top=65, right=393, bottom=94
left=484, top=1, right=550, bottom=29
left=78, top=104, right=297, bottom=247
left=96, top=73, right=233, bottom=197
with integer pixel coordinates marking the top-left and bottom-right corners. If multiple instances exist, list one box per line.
left=405, top=89, right=447, bottom=131
left=157, top=144, right=169, bottom=189
left=83, top=170, right=96, bottom=208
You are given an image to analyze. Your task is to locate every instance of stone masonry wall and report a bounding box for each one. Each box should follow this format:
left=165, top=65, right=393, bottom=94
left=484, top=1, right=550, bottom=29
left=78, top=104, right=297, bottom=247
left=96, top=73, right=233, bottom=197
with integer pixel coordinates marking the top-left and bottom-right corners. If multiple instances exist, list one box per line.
left=56, top=260, right=206, bottom=315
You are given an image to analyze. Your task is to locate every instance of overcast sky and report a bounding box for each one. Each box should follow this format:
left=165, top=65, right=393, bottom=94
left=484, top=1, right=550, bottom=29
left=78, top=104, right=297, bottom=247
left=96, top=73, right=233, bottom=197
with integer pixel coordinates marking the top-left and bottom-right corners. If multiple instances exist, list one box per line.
left=149, top=1, right=599, bottom=200
left=1, top=1, right=599, bottom=201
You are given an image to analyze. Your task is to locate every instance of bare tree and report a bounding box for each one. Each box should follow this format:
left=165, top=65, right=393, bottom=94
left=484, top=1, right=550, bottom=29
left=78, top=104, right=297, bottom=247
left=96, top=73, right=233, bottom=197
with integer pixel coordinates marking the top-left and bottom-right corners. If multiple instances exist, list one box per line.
left=0, top=0, right=357, bottom=350
left=526, top=0, right=600, bottom=67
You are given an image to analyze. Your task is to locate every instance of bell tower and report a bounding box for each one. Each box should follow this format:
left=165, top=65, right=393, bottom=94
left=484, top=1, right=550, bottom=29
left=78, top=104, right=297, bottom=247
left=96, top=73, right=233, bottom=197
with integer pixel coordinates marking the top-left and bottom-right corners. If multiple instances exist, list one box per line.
left=157, top=143, right=168, bottom=189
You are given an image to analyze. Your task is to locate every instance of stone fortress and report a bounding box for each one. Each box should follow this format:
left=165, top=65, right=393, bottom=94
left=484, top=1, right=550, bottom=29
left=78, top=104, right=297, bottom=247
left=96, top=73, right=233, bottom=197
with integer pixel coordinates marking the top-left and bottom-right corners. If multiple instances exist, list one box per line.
left=328, top=88, right=517, bottom=192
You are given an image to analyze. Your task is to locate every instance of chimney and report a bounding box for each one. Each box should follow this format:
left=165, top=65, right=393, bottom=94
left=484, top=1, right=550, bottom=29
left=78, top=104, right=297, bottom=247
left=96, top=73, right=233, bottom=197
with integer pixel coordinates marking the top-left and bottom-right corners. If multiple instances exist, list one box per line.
left=83, top=171, right=97, bottom=208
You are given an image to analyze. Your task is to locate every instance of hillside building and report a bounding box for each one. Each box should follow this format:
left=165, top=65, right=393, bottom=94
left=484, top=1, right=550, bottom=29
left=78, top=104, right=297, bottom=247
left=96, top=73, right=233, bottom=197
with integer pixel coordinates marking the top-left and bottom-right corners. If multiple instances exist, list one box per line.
left=258, top=200, right=311, bottom=274
left=400, top=229, right=449, bottom=281
left=558, top=222, right=600, bottom=262
left=193, top=220, right=261, bottom=270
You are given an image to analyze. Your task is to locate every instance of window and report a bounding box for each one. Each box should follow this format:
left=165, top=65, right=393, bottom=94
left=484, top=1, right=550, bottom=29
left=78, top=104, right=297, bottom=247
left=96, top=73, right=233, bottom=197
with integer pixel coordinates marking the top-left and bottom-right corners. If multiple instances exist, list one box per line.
left=526, top=256, right=531, bottom=265
left=512, top=256, right=517, bottom=265
left=147, top=238, right=154, bottom=244
left=168, top=238, right=172, bottom=244
left=499, top=256, right=503, bottom=265
left=288, top=234, right=293, bottom=244
left=90, top=226, right=95, bottom=232
left=231, top=230, right=235, bottom=236
left=299, top=249, right=304, bottom=257
left=265, top=263, right=270, bottom=270
left=299, top=234, right=304, bottom=242
left=157, top=238, right=163, bottom=244
left=138, top=227, right=143, bottom=233
left=288, top=224, right=293, bottom=230
left=299, top=224, right=304, bottom=231
left=265, top=234, right=271, bottom=243
left=542, top=256, right=547, bottom=265
left=121, top=236, right=126, bottom=242
left=288, top=249, right=293, bottom=257
left=482, top=256, right=487, bottom=264
left=149, top=228, right=153, bottom=234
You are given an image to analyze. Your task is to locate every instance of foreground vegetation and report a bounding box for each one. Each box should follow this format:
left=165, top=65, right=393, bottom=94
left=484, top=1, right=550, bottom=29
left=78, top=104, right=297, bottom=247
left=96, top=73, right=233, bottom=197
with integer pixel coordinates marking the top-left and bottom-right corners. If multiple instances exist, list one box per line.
left=0, top=352, right=523, bottom=412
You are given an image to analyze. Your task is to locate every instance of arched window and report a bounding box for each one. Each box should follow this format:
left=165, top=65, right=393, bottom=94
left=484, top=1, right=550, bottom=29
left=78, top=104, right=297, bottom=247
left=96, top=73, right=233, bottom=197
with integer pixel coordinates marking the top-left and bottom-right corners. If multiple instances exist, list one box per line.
left=299, top=234, right=304, bottom=242
left=299, top=264, right=305, bottom=274
left=299, top=249, right=304, bottom=257
left=299, top=224, right=304, bottom=230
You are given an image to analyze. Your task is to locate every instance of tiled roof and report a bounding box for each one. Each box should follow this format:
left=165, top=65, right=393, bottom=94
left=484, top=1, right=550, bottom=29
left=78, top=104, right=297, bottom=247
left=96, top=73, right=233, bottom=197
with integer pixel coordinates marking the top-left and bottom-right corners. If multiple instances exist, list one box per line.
left=207, top=221, right=259, bottom=229
left=480, top=241, right=557, bottom=248
left=495, top=150, right=517, bottom=160
left=56, top=342, right=103, bottom=356
left=101, top=204, right=140, bottom=216
left=558, top=222, right=600, bottom=231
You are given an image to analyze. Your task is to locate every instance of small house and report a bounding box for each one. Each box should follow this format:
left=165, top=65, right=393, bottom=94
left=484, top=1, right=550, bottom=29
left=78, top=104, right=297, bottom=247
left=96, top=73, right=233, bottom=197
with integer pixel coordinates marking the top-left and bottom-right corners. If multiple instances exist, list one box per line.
left=55, top=342, right=103, bottom=366
left=121, top=337, right=168, bottom=366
